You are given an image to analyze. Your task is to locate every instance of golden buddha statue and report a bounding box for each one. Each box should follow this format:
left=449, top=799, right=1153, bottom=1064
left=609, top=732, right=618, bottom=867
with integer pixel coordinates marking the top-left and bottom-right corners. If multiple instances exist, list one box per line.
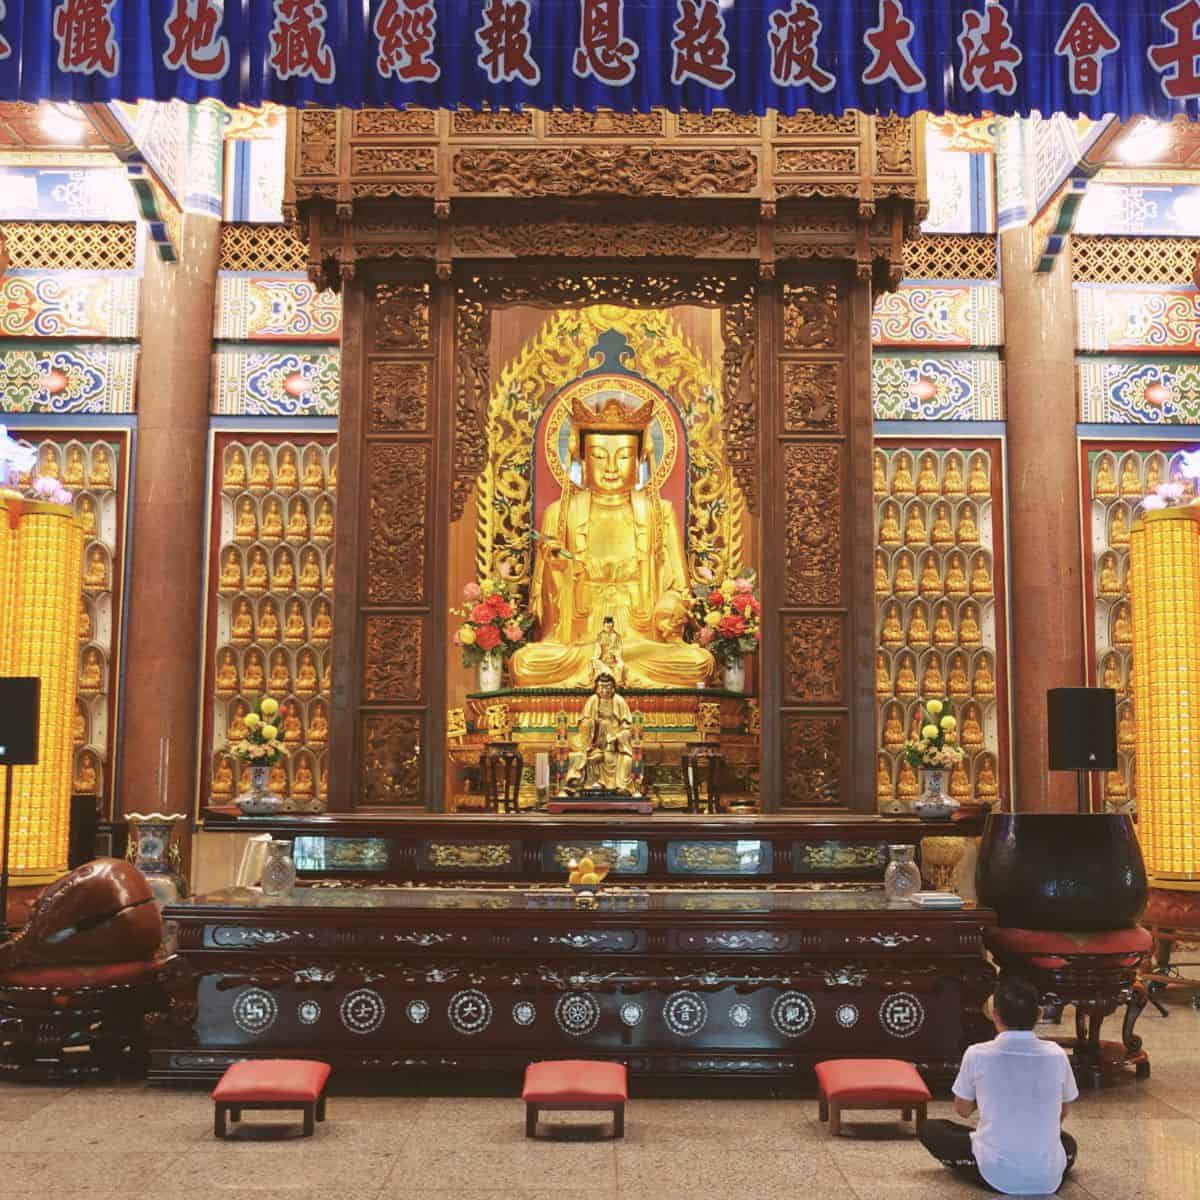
left=879, top=503, right=902, bottom=547
left=1112, top=602, right=1133, bottom=648
left=1101, top=653, right=1123, bottom=694
left=268, top=762, right=289, bottom=796
left=881, top=603, right=905, bottom=649
left=873, top=452, right=889, bottom=496
left=897, top=759, right=919, bottom=801
left=276, top=448, right=299, bottom=493
left=320, top=657, right=332, bottom=693
left=1119, top=458, right=1141, bottom=497
left=1117, top=705, right=1135, bottom=749
left=968, top=454, right=990, bottom=498
left=969, top=554, right=993, bottom=597
left=83, top=548, right=108, bottom=592
left=220, top=549, right=243, bottom=593
left=1098, top=553, right=1122, bottom=597
left=215, top=649, right=239, bottom=696
left=931, top=502, right=955, bottom=547
left=882, top=704, right=905, bottom=748
left=286, top=499, right=309, bottom=542
left=933, top=603, right=957, bottom=649
left=510, top=392, right=714, bottom=689
left=893, top=552, right=917, bottom=597
left=231, top=599, right=254, bottom=644
left=319, top=766, right=328, bottom=800
left=945, top=552, right=969, bottom=597
left=956, top=503, right=980, bottom=547
left=261, top=500, right=284, bottom=543
left=903, top=505, right=928, bottom=547
left=78, top=599, right=91, bottom=642
left=921, top=656, right=946, bottom=697
left=63, top=446, right=85, bottom=487
left=1146, top=457, right=1163, bottom=492
left=247, top=549, right=270, bottom=593
left=875, top=652, right=892, bottom=697
left=918, top=555, right=943, bottom=598
left=258, top=599, right=280, bottom=643
left=895, top=653, right=918, bottom=696
left=74, top=752, right=99, bottom=794
left=272, top=548, right=295, bottom=592
left=296, top=651, right=319, bottom=697
left=328, top=458, right=337, bottom=492
left=311, top=599, right=333, bottom=644
left=907, top=603, right=931, bottom=649
left=942, top=454, right=965, bottom=497
left=313, top=499, right=335, bottom=541
left=211, top=757, right=234, bottom=798
left=891, top=452, right=915, bottom=495
left=73, top=702, right=86, bottom=747
left=39, top=447, right=59, bottom=479
left=283, top=708, right=304, bottom=745
left=293, top=758, right=315, bottom=799
left=961, top=703, right=984, bottom=748
left=1093, top=456, right=1117, bottom=498
left=948, top=652, right=970, bottom=698
left=298, top=549, right=322, bottom=593
left=234, top=498, right=258, bottom=543
left=1104, top=770, right=1128, bottom=804
left=324, top=555, right=335, bottom=592
left=976, top=753, right=999, bottom=799
left=916, top=454, right=940, bottom=497
left=1126, top=662, right=1136, bottom=700
left=973, top=653, right=996, bottom=697
left=302, top=450, right=325, bottom=491
left=228, top=700, right=249, bottom=742
left=959, top=603, right=982, bottom=645
left=308, top=703, right=329, bottom=745
left=223, top=448, right=248, bottom=491
left=874, top=551, right=890, bottom=596
left=1109, top=506, right=1130, bottom=547
left=238, top=765, right=252, bottom=793
left=562, top=674, right=637, bottom=793
left=243, top=648, right=265, bottom=693
left=877, top=755, right=895, bottom=803
left=284, top=599, right=308, bottom=645
left=267, top=650, right=292, bottom=697
left=949, top=760, right=971, bottom=799
left=248, top=448, right=273, bottom=492
left=78, top=496, right=97, bottom=538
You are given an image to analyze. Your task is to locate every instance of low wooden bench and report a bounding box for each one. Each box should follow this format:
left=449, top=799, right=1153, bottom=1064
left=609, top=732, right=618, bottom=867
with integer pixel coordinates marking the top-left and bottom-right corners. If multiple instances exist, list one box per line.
left=814, top=1058, right=930, bottom=1137
left=522, top=1059, right=627, bottom=1140
left=212, top=1059, right=332, bottom=1139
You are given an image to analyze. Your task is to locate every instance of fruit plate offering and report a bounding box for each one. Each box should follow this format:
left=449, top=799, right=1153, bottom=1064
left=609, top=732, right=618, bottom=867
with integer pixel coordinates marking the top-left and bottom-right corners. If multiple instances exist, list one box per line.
left=566, top=855, right=611, bottom=891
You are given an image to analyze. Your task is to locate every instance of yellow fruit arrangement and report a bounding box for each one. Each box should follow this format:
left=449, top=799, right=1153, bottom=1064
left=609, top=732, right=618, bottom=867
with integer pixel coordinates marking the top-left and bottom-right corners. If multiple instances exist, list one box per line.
left=566, top=855, right=610, bottom=888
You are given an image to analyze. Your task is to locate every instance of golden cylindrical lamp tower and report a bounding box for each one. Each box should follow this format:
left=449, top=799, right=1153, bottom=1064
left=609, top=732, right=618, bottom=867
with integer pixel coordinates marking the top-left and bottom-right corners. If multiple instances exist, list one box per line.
left=1129, top=508, right=1200, bottom=888
left=0, top=497, right=83, bottom=886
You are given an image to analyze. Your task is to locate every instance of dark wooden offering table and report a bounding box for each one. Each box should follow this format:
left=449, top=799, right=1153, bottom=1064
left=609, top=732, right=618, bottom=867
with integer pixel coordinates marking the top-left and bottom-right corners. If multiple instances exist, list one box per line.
left=152, top=884, right=996, bottom=1086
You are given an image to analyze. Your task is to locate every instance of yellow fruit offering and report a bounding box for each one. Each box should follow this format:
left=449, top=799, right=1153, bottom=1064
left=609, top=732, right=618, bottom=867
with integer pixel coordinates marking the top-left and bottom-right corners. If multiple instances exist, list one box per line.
left=580, top=872, right=600, bottom=885
left=577, top=856, right=595, bottom=874
left=568, top=870, right=582, bottom=885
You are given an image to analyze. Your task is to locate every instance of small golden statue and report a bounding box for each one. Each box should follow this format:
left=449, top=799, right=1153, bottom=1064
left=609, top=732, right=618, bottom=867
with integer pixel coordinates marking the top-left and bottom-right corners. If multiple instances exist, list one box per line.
left=1112, top=602, right=1133, bottom=648
left=286, top=499, right=309, bottom=542
left=227, top=700, right=249, bottom=741
left=319, top=766, right=328, bottom=800
left=313, top=498, right=335, bottom=541
left=261, top=499, right=284, bottom=542
left=895, top=653, right=918, bottom=696
left=879, top=503, right=902, bottom=547
left=276, top=448, right=299, bottom=493
left=563, top=673, right=637, bottom=794
left=976, top=753, right=999, bottom=798
left=1146, top=457, right=1163, bottom=492
left=63, top=446, right=85, bottom=488
left=949, top=760, right=971, bottom=799
left=311, top=599, right=333, bottom=644
left=1126, top=661, right=1136, bottom=700
left=876, top=754, right=895, bottom=803
left=1093, top=456, right=1117, bottom=498
left=39, top=447, right=59, bottom=479
left=258, top=598, right=281, bottom=643
left=1110, top=506, right=1130, bottom=547
left=234, top=498, right=258, bottom=543
left=220, top=549, right=243, bottom=593
left=931, top=503, right=955, bottom=547
left=1117, top=706, right=1135, bottom=749
left=72, top=703, right=86, bottom=747
left=921, top=656, right=946, bottom=697
left=211, top=758, right=234, bottom=798
left=296, top=650, right=319, bottom=696
left=223, top=448, right=248, bottom=491
left=1101, top=653, right=1123, bottom=694
left=230, top=598, right=254, bottom=644
left=875, top=652, right=892, bottom=697
left=907, top=603, right=931, bottom=649
left=917, top=454, right=940, bottom=497
left=903, top=505, right=928, bottom=546
left=298, top=549, right=322, bottom=593
left=215, top=649, right=240, bottom=696
left=293, top=759, right=315, bottom=799
left=1119, top=458, right=1142, bottom=497
left=891, top=452, right=915, bottom=495
left=246, top=548, right=270, bottom=592
left=308, top=704, right=330, bottom=746
left=271, top=548, right=295, bottom=592
left=267, top=650, right=292, bottom=697
left=328, top=458, right=337, bottom=491
left=83, top=548, right=108, bottom=592
left=942, top=454, right=965, bottom=497
left=970, top=554, right=993, bottom=597
left=973, top=653, right=996, bottom=697
left=933, top=602, right=957, bottom=649
left=745, top=699, right=761, bottom=738
left=282, top=708, right=304, bottom=745
left=874, top=551, right=891, bottom=596
left=945, top=552, right=969, bottom=597
left=956, top=503, right=980, bottom=547
left=882, top=703, right=905, bottom=748
left=948, top=652, right=971, bottom=698
left=1104, top=769, right=1128, bottom=804
left=589, top=615, right=626, bottom=685
left=302, top=450, right=325, bottom=491
left=1098, top=553, right=1122, bottom=597
left=961, top=703, right=985, bottom=748
left=881, top=602, right=905, bottom=649
left=918, top=554, right=943, bottom=598
left=283, top=599, right=308, bottom=644
left=897, top=758, right=919, bottom=800
left=321, top=657, right=332, bottom=692
left=78, top=496, right=97, bottom=538
left=78, top=599, right=92, bottom=642
left=873, top=452, right=889, bottom=496
left=697, top=701, right=722, bottom=741
left=243, top=648, right=266, bottom=692
left=324, top=555, right=335, bottom=592
left=959, top=603, right=983, bottom=645
left=893, top=552, right=917, bottom=597
left=968, top=454, right=990, bottom=498
left=74, top=752, right=99, bottom=794
left=248, top=448, right=273, bottom=492
left=268, top=762, right=289, bottom=795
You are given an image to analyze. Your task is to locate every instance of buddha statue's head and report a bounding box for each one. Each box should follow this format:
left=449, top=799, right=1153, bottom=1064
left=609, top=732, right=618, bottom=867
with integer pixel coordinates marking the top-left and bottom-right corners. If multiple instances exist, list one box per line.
left=595, top=671, right=617, bottom=699
left=569, top=387, right=655, bottom=497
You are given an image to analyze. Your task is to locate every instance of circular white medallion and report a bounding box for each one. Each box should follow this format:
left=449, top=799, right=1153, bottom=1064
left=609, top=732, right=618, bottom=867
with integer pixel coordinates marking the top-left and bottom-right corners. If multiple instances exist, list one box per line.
left=407, top=1000, right=430, bottom=1024
left=232, top=988, right=277, bottom=1035
left=729, top=1002, right=753, bottom=1029
left=619, top=1001, right=643, bottom=1027
left=879, top=992, right=925, bottom=1038
left=835, top=1003, right=859, bottom=1029
left=340, top=988, right=386, bottom=1035
left=663, top=991, right=708, bottom=1037
left=297, top=1000, right=321, bottom=1025
left=770, top=991, right=816, bottom=1038
left=555, top=991, right=601, bottom=1036
left=512, top=1001, right=537, bottom=1027
left=448, top=989, right=492, bottom=1035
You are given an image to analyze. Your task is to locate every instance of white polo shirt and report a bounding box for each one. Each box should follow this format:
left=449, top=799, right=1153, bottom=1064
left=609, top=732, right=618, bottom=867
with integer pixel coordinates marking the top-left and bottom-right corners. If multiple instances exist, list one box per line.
left=952, top=1030, right=1079, bottom=1196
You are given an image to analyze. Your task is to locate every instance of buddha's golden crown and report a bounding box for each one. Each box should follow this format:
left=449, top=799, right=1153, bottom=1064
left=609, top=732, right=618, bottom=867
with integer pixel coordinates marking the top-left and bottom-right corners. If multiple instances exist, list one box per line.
left=570, top=392, right=655, bottom=433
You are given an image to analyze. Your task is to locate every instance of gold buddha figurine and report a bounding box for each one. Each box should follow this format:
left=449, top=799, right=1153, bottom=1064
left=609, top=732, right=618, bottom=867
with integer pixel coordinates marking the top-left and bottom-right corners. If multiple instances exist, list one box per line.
left=959, top=603, right=983, bottom=645
left=243, top=649, right=266, bottom=693
left=83, top=548, right=108, bottom=592
left=918, top=554, right=943, bottom=598
left=298, top=549, right=322, bottom=593
left=881, top=602, right=905, bottom=649
left=220, top=549, right=243, bottom=593
left=1117, top=705, right=1135, bottom=749
left=1119, top=458, right=1141, bottom=497
left=324, top=555, right=335, bottom=592
left=1101, top=653, right=1123, bottom=694
left=230, top=598, right=254, bottom=644
left=1112, top=602, right=1133, bottom=648
left=78, top=496, right=97, bottom=538
left=268, top=762, right=289, bottom=796
left=893, top=552, right=917, bottom=597
left=945, top=552, right=969, bottom=597
left=903, top=505, right=928, bottom=546
left=891, top=452, right=915, bottom=496
left=63, top=446, right=85, bottom=487
left=258, top=599, right=280, bottom=643
left=942, top=454, right=965, bottom=497
left=917, top=454, right=940, bottom=498
left=1126, top=662, right=1136, bottom=700
left=961, top=703, right=984, bottom=748
left=311, top=599, right=333, bottom=644
left=261, top=499, right=284, bottom=542
left=895, top=653, right=918, bottom=696
left=1098, top=553, right=1122, bottom=597
left=921, top=656, right=946, bottom=697
left=320, top=657, right=332, bottom=692
left=88, top=445, right=113, bottom=489
left=293, top=758, right=315, bottom=799
left=931, top=502, right=955, bottom=547
left=907, top=603, right=931, bottom=649
left=276, top=448, right=299, bottom=493
left=267, top=650, right=292, bottom=697
left=286, top=499, right=309, bottom=542
left=969, top=554, right=993, bottom=597
left=873, top=452, right=889, bottom=496
left=319, top=766, right=328, bottom=800
left=283, top=708, right=304, bottom=745
left=948, top=652, right=971, bottom=698
left=976, top=753, right=999, bottom=799
left=283, top=599, right=307, bottom=645
left=215, top=649, right=239, bottom=696
left=211, top=757, right=234, bottom=798
left=879, top=503, right=902, bottom=548
left=234, top=498, right=258, bottom=543
left=73, top=702, right=86, bottom=746
left=74, top=752, right=99, bottom=794
left=968, top=454, right=990, bottom=498
left=246, top=549, right=270, bottom=593
left=1109, top=506, right=1130, bottom=547
left=562, top=673, right=637, bottom=793
left=875, top=652, right=892, bottom=697
left=312, top=499, right=335, bottom=542
left=227, top=700, right=249, bottom=742
left=882, top=704, right=905, bottom=748
left=328, top=458, right=337, bottom=492
left=973, top=653, right=996, bottom=697
left=308, top=703, right=329, bottom=745
left=956, top=503, right=980, bottom=547
left=1093, top=456, right=1117, bottom=498
left=1146, top=458, right=1163, bottom=492
left=78, top=598, right=92, bottom=642
left=272, top=548, right=295, bottom=592
left=248, top=448, right=273, bottom=492
left=237, top=765, right=252, bottom=793
left=897, top=759, right=919, bottom=800
left=933, top=602, right=957, bottom=649
left=223, top=448, right=248, bottom=491
left=302, top=450, right=325, bottom=491
left=949, top=760, right=971, bottom=799
left=510, top=390, right=714, bottom=689
left=874, top=551, right=890, bottom=597
left=877, top=754, right=895, bottom=803
left=1104, top=770, right=1128, bottom=804
left=39, top=446, right=59, bottom=479
left=296, top=651, right=319, bottom=697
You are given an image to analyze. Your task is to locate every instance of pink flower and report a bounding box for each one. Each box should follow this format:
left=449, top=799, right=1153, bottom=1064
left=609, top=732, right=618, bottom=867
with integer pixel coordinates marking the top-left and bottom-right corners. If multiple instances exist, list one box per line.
left=698, top=626, right=715, bottom=644
left=463, top=581, right=482, bottom=601
left=1157, top=482, right=1186, bottom=502
left=1142, top=494, right=1167, bottom=511
left=31, top=475, right=58, bottom=499
left=734, top=576, right=754, bottom=594
left=503, top=621, right=524, bottom=643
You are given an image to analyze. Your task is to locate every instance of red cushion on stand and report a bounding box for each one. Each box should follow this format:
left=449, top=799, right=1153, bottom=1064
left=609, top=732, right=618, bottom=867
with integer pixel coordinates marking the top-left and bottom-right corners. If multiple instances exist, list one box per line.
left=987, top=926, right=1152, bottom=958
left=212, top=1059, right=332, bottom=1103
left=522, top=1060, right=628, bottom=1104
left=0, top=959, right=162, bottom=990
left=815, top=1059, right=931, bottom=1105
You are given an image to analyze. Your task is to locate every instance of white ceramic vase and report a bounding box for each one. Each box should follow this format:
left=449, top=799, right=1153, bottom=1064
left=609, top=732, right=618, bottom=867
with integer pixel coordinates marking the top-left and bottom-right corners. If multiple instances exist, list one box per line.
left=478, top=650, right=503, bottom=692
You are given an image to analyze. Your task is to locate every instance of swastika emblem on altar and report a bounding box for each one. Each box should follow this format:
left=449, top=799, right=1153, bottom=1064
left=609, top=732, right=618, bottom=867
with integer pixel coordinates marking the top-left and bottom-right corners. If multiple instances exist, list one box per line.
left=232, top=988, right=277, bottom=1034
left=663, top=990, right=708, bottom=1037
left=770, top=991, right=816, bottom=1037
left=297, top=1000, right=321, bottom=1025
left=448, top=988, right=493, bottom=1035
left=512, top=1001, right=537, bottom=1026
left=555, top=991, right=601, bottom=1035
left=879, top=992, right=925, bottom=1038
left=340, top=988, right=386, bottom=1034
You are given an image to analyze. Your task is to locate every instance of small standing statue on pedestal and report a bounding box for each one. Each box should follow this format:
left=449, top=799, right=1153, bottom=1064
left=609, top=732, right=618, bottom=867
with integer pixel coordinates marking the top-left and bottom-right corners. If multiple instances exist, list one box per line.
left=563, top=672, right=637, bottom=795
left=590, top=616, right=626, bottom=686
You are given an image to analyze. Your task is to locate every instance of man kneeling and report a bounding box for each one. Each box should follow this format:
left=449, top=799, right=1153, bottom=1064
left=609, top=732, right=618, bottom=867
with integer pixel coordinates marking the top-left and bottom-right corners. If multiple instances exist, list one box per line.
left=919, top=974, right=1079, bottom=1194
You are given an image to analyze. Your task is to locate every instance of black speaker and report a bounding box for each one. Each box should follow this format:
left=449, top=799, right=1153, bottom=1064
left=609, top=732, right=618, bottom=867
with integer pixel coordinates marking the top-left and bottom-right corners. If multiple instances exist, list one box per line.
left=1047, top=687, right=1117, bottom=772
left=0, top=677, right=40, bottom=765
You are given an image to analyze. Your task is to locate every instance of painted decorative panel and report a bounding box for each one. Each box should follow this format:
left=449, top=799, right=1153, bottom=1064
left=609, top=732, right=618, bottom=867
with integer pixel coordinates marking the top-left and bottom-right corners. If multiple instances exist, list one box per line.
left=215, top=276, right=342, bottom=342
left=871, top=285, right=1003, bottom=349
left=921, top=148, right=995, bottom=235
left=1075, top=286, right=1200, bottom=354
left=1078, top=358, right=1200, bottom=424
left=211, top=347, right=340, bottom=417
left=0, top=344, right=138, bottom=414
left=873, top=440, right=1009, bottom=812
left=1075, top=184, right=1200, bottom=237
left=0, top=272, right=140, bottom=339
left=872, top=353, right=1004, bottom=421
left=202, top=435, right=337, bottom=814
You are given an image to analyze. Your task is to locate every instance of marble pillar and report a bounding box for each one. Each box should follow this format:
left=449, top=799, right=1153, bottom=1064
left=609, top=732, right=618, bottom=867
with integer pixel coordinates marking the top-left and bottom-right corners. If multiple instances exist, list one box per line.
left=118, top=216, right=220, bottom=827
left=1000, top=225, right=1084, bottom=812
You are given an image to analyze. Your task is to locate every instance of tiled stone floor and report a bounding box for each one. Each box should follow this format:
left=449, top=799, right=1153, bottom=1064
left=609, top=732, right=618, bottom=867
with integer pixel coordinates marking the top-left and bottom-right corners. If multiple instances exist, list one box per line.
left=2, top=998, right=1197, bottom=1200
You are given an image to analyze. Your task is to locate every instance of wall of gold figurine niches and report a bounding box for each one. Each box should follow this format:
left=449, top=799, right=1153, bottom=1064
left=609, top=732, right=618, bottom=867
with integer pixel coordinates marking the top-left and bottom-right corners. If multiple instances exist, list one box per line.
left=873, top=439, right=1011, bottom=811
left=17, top=431, right=128, bottom=817
left=200, top=433, right=336, bottom=813
left=1080, top=442, right=1194, bottom=814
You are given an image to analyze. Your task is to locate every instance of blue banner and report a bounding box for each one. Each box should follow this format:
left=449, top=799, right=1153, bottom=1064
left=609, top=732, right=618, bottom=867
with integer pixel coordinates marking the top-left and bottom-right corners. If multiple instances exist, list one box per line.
left=2, top=1, right=1199, bottom=119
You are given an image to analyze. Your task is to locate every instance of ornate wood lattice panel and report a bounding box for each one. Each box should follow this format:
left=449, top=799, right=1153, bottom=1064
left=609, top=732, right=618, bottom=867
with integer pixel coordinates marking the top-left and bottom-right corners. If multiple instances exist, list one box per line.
left=902, top=235, right=998, bottom=281
left=220, top=223, right=310, bottom=273
left=1072, top=236, right=1200, bottom=285
left=3, top=223, right=136, bottom=271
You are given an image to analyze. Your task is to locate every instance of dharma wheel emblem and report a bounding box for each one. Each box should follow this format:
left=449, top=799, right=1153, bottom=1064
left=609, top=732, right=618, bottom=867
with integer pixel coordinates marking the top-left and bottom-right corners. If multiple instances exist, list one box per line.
left=555, top=991, right=600, bottom=1035
left=879, top=992, right=925, bottom=1038
left=448, top=988, right=493, bottom=1035
left=232, top=988, right=277, bottom=1034
left=663, top=990, right=708, bottom=1037
left=512, top=1001, right=537, bottom=1027
left=770, top=991, right=816, bottom=1038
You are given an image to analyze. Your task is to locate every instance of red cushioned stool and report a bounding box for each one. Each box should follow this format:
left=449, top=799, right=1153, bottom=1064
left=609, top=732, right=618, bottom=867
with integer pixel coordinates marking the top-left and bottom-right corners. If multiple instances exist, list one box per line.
left=212, top=1059, right=332, bottom=1139
left=522, top=1059, right=627, bottom=1139
left=814, top=1059, right=930, bottom=1137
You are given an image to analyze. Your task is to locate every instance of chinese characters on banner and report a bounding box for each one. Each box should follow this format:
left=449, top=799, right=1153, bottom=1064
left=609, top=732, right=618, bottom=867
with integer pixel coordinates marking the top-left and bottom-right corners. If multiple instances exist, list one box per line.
left=5, top=0, right=1200, bottom=115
